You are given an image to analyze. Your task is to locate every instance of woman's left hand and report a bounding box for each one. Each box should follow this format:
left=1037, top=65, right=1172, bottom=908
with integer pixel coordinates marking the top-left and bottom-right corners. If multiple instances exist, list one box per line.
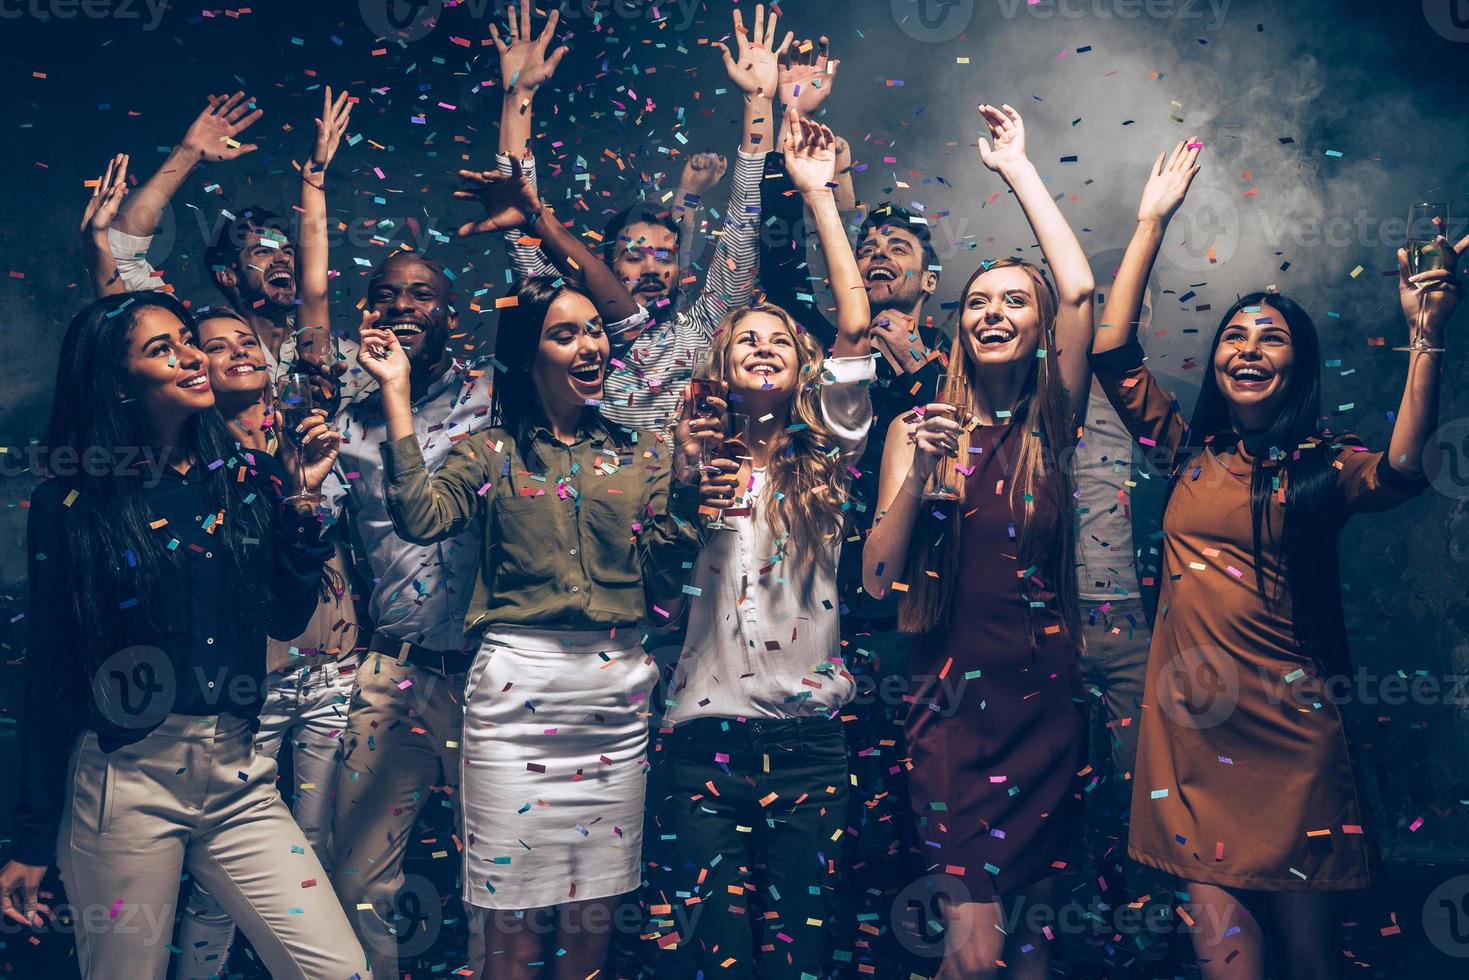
left=1398, top=233, right=1468, bottom=343
left=287, top=408, right=341, bottom=494
left=976, top=102, right=1029, bottom=175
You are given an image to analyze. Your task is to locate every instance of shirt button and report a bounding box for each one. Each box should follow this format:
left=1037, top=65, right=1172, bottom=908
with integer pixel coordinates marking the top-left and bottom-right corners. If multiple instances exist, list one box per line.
left=571, top=585, right=580, bottom=593
left=207, top=681, right=216, bottom=689
left=206, top=637, right=215, bottom=645
left=205, top=551, right=213, bottom=558
left=569, top=548, right=578, bottom=556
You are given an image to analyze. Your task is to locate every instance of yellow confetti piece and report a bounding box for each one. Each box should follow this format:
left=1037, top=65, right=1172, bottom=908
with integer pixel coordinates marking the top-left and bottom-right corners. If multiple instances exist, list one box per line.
left=62, top=489, right=79, bottom=507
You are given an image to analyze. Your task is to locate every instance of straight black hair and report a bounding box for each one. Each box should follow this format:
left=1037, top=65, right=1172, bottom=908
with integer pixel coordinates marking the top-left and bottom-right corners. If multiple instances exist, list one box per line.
left=42, top=292, right=276, bottom=674
left=1186, top=291, right=1347, bottom=672
left=491, top=276, right=629, bottom=470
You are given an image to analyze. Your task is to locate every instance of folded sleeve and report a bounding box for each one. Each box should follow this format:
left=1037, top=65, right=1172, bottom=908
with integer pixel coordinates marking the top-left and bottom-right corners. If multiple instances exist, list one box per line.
left=106, top=228, right=162, bottom=293
left=496, top=153, right=561, bottom=280
left=1090, top=340, right=1191, bottom=470
left=819, top=355, right=877, bottom=455
left=1331, top=434, right=1430, bottom=517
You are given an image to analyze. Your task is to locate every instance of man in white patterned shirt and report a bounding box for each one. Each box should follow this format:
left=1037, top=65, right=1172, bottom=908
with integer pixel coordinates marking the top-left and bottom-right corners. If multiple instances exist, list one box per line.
left=490, top=3, right=782, bottom=431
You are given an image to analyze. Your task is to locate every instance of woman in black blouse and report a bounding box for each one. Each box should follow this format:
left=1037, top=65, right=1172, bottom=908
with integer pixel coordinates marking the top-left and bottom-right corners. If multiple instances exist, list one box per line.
left=0, top=292, right=369, bottom=979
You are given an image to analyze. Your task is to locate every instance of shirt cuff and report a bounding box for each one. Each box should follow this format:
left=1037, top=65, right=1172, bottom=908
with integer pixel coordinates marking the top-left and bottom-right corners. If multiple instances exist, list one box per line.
left=821, top=355, right=878, bottom=385
left=1375, top=454, right=1430, bottom=495
left=735, top=148, right=770, bottom=162
left=1091, top=340, right=1146, bottom=375
left=107, top=226, right=153, bottom=258
left=382, top=434, right=427, bottom=482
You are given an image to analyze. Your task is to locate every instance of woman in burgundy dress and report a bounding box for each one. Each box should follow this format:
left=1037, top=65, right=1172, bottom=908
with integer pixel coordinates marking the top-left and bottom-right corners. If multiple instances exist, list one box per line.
left=864, top=103, right=1094, bottom=980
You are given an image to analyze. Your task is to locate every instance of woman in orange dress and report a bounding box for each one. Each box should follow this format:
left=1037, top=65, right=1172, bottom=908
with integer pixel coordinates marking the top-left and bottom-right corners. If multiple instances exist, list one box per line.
left=1093, top=138, right=1465, bottom=979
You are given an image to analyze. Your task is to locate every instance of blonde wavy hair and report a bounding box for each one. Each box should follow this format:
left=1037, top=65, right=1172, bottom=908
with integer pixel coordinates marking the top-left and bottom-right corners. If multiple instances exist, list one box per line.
left=700, top=303, right=860, bottom=598
left=898, top=258, right=1081, bottom=643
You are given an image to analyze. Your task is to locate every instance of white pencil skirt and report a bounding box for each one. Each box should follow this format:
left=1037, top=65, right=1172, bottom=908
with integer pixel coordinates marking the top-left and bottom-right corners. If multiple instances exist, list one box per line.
left=461, top=626, right=659, bottom=910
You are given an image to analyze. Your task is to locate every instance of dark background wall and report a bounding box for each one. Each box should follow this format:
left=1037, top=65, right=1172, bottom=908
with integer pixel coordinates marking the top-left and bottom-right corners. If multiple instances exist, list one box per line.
left=2, top=0, right=1469, bottom=969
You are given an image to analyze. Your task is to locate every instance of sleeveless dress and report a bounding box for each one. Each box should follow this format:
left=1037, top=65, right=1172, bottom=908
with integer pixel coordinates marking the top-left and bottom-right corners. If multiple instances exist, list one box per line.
left=904, top=421, right=1089, bottom=901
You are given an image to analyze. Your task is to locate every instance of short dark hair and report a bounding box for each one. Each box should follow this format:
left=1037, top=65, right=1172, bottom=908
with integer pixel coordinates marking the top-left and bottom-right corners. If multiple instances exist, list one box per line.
left=367, top=249, right=456, bottom=311
left=859, top=202, right=940, bottom=273
left=203, top=204, right=293, bottom=278
left=601, top=205, right=681, bottom=265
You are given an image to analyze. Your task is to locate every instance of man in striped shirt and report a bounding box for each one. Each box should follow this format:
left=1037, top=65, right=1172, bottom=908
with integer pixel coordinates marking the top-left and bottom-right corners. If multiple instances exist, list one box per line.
left=491, top=3, right=783, bottom=431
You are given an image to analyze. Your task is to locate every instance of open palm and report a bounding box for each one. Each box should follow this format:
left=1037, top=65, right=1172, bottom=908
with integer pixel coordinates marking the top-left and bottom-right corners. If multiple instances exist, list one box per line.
left=783, top=110, right=837, bottom=195
left=976, top=102, right=1028, bottom=174
left=778, top=36, right=838, bottom=114
left=492, top=0, right=567, bottom=94
left=453, top=160, right=541, bottom=237
left=182, top=91, right=263, bottom=162
left=717, top=4, right=792, bottom=99
left=80, top=153, right=128, bottom=235
left=1138, top=137, right=1202, bottom=223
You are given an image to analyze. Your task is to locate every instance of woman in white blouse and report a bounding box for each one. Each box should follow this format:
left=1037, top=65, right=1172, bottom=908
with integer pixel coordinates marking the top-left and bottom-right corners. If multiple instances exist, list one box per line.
left=650, top=110, right=875, bottom=978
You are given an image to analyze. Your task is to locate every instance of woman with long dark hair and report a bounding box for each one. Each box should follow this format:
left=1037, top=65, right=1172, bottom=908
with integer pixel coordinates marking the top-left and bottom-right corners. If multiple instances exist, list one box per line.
left=355, top=275, right=714, bottom=979
left=1093, top=139, right=1463, bottom=979
left=0, top=292, right=367, bottom=978
left=862, top=104, right=1095, bottom=979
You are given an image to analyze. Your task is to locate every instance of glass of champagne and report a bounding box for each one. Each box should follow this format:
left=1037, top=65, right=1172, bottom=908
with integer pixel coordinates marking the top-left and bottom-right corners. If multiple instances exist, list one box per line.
left=276, top=371, right=324, bottom=505
left=706, top=412, right=750, bottom=532
left=1396, top=202, right=1449, bottom=353
left=689, top=376, right=729, bottom=472
left=922, top=373, right=964, bottom=502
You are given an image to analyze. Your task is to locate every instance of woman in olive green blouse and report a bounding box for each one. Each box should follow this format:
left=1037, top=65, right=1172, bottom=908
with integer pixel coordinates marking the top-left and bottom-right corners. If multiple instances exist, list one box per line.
left=356, top=275, right=714, bottom=978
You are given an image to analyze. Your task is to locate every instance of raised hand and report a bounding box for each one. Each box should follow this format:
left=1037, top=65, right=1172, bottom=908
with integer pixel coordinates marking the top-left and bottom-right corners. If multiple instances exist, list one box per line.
left=453, top=158, right=542, bottom=237
left=678, top=152, right=728, bottom=197
left=308, top=86, right=353, bottom=175
left=1398, top=233, right=1468, bottom=341
left=491, top=0, right=568, bottom=94
left=717, top=4, right=792, bottom=99
left=976, top=102, right=1029, bottom=175
left=80, top=153, right=129, bottom=236
left=181, top=92, right=264, bottom=162
left=782, top=108, right=837, bottom=195
left=1138, top=136, right=1202, bottom=224
left=356, top=311, right=411, bottom=389
left=673, top=381, right=726, bottom=485
left=778, top=35, right=838, bottom=114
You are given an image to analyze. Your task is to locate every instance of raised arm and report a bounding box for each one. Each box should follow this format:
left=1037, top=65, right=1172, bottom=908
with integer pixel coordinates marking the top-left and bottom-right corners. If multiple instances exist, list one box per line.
left=80, top=153, right=129, bottom=297
left=492, top=0, right=566, bottom=281
left=717, top=4, right=790, bottom=155
left=1094, top=137, right=1202, bottom=356
left=117, top=91, right=262, bottom=238
left=1386, top=232, right=1466, bottom=475
left=784, top=110, right=869, bottom=359
left=977, top=103, right=1095, bottom=415
left=454, top=160, right=643, bottom=326
left=356, top=317, right=495, bottom=543
left=296, top=86, right=353, bottom=362
left=671, top=152, right=726, bottom=270
left=862, top=407, right=961, bottom=599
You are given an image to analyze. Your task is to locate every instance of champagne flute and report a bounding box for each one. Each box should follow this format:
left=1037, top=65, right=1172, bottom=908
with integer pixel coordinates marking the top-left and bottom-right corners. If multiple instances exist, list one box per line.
left=276, top=371, right=324, bottom=505
left=922, top=373, right=964, bottom=502
left=689, top=376, right=729, bottom=471
left=706, top=412, right=750, bottom=532
left=1396, top=203, right=1449, bottom=354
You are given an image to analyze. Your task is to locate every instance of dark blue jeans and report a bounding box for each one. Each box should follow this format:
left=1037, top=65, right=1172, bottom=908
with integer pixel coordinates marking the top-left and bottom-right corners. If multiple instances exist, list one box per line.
left=653, top=715, right=849, bottom=979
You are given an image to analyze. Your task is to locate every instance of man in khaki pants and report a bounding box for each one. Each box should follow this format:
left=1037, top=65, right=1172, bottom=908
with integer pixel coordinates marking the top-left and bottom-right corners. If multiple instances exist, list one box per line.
left=326, top=252, right=489, bottom=977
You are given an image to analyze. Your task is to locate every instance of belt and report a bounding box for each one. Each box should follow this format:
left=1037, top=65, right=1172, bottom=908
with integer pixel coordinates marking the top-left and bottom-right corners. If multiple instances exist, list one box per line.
left=368, top=631, right=472, bottom=675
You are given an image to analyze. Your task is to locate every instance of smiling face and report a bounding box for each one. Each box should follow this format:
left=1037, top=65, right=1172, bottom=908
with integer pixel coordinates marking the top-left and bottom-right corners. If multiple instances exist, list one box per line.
left=856, top=225, right=938, bottom=315
left=1211, top=303, right=1296, bottom=429
left=197, top=315, right=266, bottom=405
left=720, top=310, right=803, bottom=411
left=530, top=290, right=609, bottom=420
left=230, top=225, right=297, bottom=312
left=123, top=307, right=214, bottom=424
left=367, top=254, right=456, bottom=367
left=958, top=265, right=1044, bottom=369
left=611, top=219, right=679, bottom=313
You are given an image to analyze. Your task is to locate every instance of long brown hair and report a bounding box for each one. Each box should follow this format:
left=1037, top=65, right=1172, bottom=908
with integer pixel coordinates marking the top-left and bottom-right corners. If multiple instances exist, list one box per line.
left=898, top=259, right=1080, bottom=645
left=700, top=303, right=858, bottom=599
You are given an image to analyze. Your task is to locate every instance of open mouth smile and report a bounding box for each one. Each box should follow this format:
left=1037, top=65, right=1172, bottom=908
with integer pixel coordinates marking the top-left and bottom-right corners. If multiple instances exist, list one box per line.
left=178, top=372, right=210, bottom=391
